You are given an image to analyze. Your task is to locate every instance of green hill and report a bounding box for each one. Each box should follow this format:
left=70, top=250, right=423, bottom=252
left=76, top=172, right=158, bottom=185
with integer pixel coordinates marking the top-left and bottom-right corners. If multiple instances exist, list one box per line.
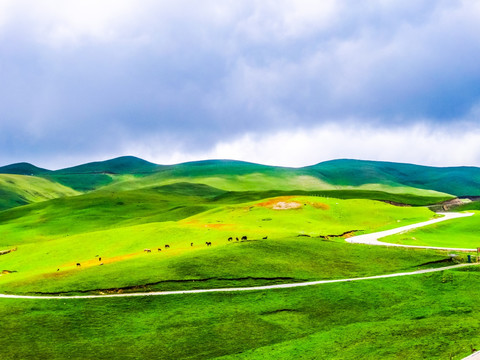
left=42, top=156, right=163, bottom=192
left=0, top=157, right=478, bottom=360
left=307, top=159, right=480, bottom=196
left=54, top=155, right=161, bottom=175
left=0, top=174, right=80, bottom=211
left=0, top=162, right=51, bottom=175
left=3, top=157, right=479, bottom=197
left=4, top=157, right=476, bottom=209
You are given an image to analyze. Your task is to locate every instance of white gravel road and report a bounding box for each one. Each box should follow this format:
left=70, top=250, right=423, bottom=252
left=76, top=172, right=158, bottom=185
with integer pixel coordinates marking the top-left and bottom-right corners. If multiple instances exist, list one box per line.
left=346, top=212, right=475, bottom=251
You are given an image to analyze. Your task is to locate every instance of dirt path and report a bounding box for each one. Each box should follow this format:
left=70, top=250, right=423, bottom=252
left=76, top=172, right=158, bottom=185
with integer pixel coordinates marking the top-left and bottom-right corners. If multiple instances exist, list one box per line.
left=347, top=212, right=475, bottom=251
left=0, top=262, right=476, bottom=300
left=0, top=212, right=475, bottom=300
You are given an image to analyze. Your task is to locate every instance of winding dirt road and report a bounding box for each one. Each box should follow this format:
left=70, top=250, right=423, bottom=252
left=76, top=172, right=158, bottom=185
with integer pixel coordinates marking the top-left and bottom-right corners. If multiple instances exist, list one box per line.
left=347, top=212, right=475, bottom=251
left=0, top=212, right=475, bottom=300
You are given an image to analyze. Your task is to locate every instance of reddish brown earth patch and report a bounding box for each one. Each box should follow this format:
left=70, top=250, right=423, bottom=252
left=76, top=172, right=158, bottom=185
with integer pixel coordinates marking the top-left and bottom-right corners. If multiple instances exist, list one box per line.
left=311, top=202, right=330, bottom=210
left=255, top=196, right=294, bottom=208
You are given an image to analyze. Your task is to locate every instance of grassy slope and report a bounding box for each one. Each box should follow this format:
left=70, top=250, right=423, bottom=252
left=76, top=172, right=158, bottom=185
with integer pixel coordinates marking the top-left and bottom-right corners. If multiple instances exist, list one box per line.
left=0, top=184, right=226, bottom=243
left=382, top=211, right=480, bottom=248
left=0, top=193, right=443, bottom=294
left=2, top=157, right=478, bottom=197
left=102, top=165, right=453, bottom=206
left=0, top=162, right=50, bottom=175
left=41, top=156, right=163, bottom=192
left=308, top=159, right=480, bottom=196
left=2, top=157, right=463, bottom=200
left=0, top=174, right=80, bottom=211
left=1, top=268, right=479, bottom=359
left=0, top=162, right=478, bottom=359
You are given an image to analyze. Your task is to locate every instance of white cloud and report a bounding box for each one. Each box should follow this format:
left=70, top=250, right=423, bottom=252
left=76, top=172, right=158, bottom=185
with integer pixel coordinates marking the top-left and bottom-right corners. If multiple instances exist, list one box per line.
left=2, top=1, right=480, bottom=169
left=129, top=122, right=480, bottom=168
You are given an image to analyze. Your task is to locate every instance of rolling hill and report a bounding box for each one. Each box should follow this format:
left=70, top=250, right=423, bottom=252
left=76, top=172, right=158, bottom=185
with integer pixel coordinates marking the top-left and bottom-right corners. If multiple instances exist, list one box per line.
left=0, top=162, right=51, bottom=176
left=3, top=156, right=480, bottom=211
left=307, top=159, right=480, bottom=196
left=0, top=174, right=80, bottom=211
left=0, top=156, right=479, bottom=360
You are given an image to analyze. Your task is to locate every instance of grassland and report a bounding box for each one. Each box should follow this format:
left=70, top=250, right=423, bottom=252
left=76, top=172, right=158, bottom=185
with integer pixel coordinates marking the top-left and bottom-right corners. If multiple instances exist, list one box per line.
left=0, top=174, right=80, bottom=211
left=1, top=267, right=479, bottom=360
left=1, top=157, right=479, bottom=359
left=382, top=211, right=480, bottom=249
left=0, top=193, right=445, bottom=295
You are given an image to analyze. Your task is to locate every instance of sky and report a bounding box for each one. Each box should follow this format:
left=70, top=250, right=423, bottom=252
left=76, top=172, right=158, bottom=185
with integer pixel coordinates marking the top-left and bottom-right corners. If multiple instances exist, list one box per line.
left=1, top=0, right=480, bottom=169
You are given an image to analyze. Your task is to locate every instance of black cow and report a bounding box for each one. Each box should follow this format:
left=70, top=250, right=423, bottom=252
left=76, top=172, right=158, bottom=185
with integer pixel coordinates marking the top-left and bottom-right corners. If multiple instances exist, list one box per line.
left=76, top=263, right=81, bottom=267
left=165, top=244, right=170, bottom=248
left=241, top=236, right=247, bottom=241
left=205, top=241, right=212, bottom=246
left=228, top=237, right=233, bottom=241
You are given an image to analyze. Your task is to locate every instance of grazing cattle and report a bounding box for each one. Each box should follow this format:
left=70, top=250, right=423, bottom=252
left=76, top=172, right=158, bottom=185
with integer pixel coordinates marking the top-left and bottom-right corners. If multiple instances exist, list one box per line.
left=57, top=268, right=59, bottom=272
left=205, top=241, right=212, bottom=246
left=228, top=237, right=232, bottom=241
left=165, top=245, right=170, bottom=249
left=241, top=236, right=247, bottom=241
left=99, top=263, right=104, bottom=266
left=76, top=263, right=81, bottom=267
left=157, top=248, right=162, bottom=252
left=99, top=257, right=102, bottom=261
left=144, top=249, right=151, bottom=253
left=191, top=242, right=193, bottom=247
left=263, top=236, right=268, bottom=239
left=236, top=237, right=239, bottom=241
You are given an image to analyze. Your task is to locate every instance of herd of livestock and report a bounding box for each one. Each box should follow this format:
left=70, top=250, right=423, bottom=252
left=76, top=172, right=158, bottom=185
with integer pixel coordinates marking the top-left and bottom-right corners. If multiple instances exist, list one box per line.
left=73, top=235, right=260, bottom=268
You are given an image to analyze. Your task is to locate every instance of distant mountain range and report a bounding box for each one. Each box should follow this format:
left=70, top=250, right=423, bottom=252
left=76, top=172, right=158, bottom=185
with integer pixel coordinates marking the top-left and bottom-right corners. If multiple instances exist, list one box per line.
left=0, top=156, right=479, bottom=211
left=1, top=156, right=479, bottom=195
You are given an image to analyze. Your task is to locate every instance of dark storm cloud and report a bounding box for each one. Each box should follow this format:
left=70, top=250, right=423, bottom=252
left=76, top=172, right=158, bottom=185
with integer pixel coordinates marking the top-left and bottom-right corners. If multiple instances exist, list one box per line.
left=1, top=0, right=480, bottom=167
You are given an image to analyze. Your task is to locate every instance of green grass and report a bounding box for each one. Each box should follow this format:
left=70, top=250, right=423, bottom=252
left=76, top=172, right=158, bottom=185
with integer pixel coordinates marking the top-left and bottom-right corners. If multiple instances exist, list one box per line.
left=0, top=167, right=475, bottom=359
left=3, top=157, right=478, bottom=197
left=42, top=156, right=163, bottom=191
left=0, top=185, right=221, bottom=243
left=1, top=268, right=480, bottom=359
left=0, top=194, right=442, bottom=294
left=382, top=211, right=480, bottom=248
left=308, top=159, right=480, bottom=196
left=0, top=174, right=80, bottom=211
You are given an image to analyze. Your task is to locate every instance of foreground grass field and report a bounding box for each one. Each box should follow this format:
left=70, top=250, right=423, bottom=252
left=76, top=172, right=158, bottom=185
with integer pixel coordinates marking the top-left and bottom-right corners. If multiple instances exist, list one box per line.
left=1, top=267, right=480, bottom=359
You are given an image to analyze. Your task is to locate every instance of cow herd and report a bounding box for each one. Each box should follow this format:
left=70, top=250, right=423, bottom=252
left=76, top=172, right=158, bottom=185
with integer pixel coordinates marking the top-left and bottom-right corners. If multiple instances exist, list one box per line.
left=73, top=233, right=264, bottom=270
left=227, top=235, right=248, bottom=241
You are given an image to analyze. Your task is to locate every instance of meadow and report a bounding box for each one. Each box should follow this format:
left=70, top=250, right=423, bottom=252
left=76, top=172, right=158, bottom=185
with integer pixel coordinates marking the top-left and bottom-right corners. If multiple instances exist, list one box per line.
left=382, top=211, right=480, bottom=249
left=1, top=267, right=480, bottom=360
left=1, top=157, right=479, bottom=359
left=0, top=192, right=445, bottom=295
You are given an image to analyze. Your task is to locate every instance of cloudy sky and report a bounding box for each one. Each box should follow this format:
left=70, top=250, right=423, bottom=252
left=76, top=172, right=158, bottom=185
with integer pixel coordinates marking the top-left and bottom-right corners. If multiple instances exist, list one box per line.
left=1, top=0, right=480, bottom=169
